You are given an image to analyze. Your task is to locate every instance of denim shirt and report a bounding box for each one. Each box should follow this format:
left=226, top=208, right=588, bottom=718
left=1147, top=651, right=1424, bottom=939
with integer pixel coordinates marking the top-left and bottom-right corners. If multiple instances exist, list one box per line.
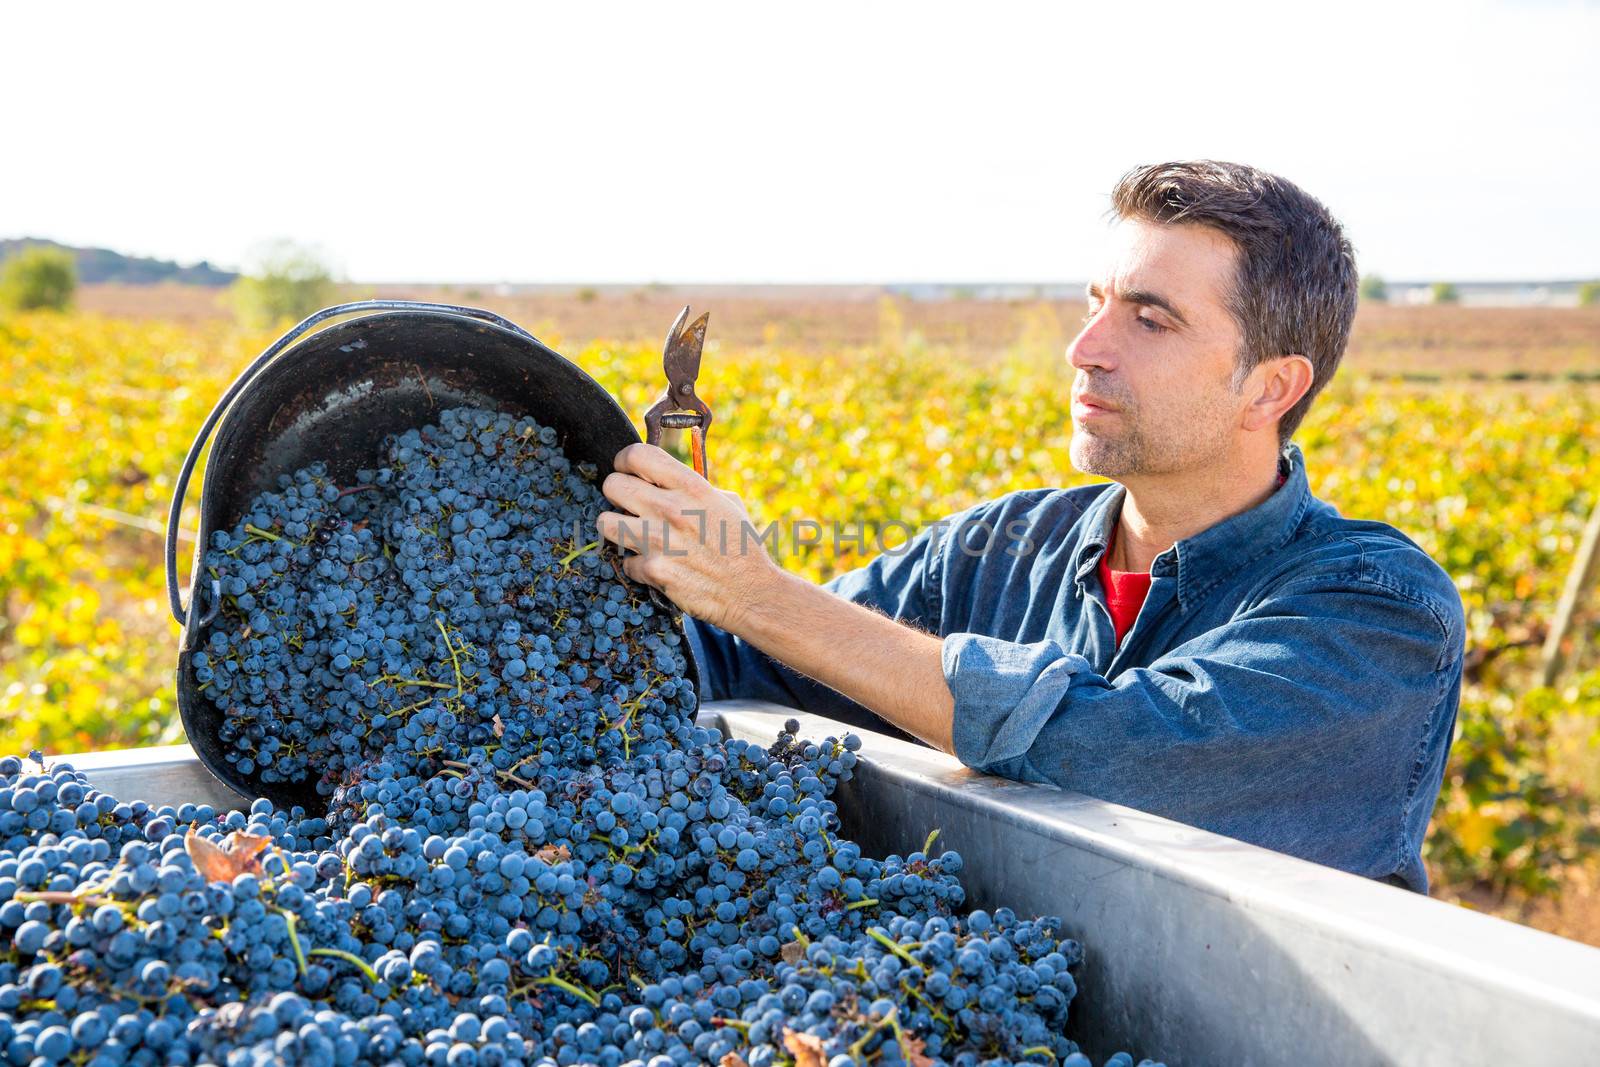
left=685, top=442, right=1466, bottom=893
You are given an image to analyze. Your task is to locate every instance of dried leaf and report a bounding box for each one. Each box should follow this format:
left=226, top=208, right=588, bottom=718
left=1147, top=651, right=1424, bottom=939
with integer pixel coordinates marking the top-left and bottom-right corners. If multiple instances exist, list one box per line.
left=782, top=1029, right=826, bottom=1067
left=780, top=940, right=805, bottom=965
left=185, top=829, right=271, bottom=882
left=903, top=1033, right=936, bottom=1067
left=719, top=1055, right=751, bottom=1067
left=492, top=713, right=505, bottom=738
left=535, top=843, right=572, bottom=865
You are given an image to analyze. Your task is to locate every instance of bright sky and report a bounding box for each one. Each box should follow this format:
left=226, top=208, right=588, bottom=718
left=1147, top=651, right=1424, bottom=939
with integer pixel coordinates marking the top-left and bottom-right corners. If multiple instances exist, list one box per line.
left=2, top=0, right=1594, bottom=284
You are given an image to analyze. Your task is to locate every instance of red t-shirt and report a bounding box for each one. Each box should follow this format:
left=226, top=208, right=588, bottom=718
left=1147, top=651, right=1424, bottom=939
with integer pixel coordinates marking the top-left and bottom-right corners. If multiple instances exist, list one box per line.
left=1101, top=469, right=1287, bottom=645
left=1098, top=557, right=1154, bottom=646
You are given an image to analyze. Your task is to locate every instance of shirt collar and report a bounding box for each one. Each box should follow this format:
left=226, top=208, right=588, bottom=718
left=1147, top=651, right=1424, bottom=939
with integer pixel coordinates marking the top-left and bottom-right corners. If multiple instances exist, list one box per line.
left=1073, top=442, right=1313, bottom=613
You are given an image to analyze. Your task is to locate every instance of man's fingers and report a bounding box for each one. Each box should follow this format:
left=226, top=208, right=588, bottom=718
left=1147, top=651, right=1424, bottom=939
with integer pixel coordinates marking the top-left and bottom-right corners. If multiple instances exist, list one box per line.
left=601, top=471, right=677, bottom=518
left=596, top=512, right=652, bottom=554
left=613, top=443, right=705, bottom=493
left=620, top=552, right=659, bottom=589
left=598, top=514, right=666, bottom=590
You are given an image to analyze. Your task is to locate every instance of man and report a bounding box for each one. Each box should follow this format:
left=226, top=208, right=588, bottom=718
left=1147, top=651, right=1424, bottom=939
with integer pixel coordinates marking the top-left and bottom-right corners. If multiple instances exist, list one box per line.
left=596, top=160, right=1466, bottom=893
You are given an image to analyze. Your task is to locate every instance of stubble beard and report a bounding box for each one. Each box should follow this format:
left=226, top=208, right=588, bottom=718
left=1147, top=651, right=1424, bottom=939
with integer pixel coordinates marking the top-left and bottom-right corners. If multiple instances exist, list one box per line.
left=1070, top=415, right=1152, bottom=478
left=1070, top=392, right=1243, bottom=480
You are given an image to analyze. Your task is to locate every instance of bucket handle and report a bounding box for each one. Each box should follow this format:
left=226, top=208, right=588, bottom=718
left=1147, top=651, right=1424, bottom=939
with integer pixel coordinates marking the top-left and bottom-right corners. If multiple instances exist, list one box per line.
left=165, top=300, right=538, bottom=626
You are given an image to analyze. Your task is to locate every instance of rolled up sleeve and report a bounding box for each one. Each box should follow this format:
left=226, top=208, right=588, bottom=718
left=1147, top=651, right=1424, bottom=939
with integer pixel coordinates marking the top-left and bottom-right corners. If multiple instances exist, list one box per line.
left=941, top=575, right=1465, bottom=886
left=942, top=634, right=1096, bottom=782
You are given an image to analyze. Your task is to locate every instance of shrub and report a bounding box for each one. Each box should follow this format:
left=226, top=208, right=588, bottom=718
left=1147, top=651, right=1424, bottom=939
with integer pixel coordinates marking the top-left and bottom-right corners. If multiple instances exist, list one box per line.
left=1579, top=281, right=1600, bottom=307
left=1431, top=281, right=1461, bottom=305
left=229, top=240, right=338, bottom=328
left=0, top=246, right=76, bottom=312
left=1427, top=671, right=1600, bottom=898
left=1360, top=273, right=1389, bottom=302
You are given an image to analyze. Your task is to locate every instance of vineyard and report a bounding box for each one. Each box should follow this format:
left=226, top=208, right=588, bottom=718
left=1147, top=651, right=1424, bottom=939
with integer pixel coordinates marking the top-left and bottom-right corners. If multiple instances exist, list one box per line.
left=1, top=294, right=1597, bottom=941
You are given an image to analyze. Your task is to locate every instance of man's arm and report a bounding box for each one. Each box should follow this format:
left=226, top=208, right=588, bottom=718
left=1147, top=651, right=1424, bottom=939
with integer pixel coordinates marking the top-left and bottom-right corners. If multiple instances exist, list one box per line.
left=684, top=549, right=948, bottom=740
left=597, top=442, right=964, bottom=746
left=710, top=568, right=957, bottom=751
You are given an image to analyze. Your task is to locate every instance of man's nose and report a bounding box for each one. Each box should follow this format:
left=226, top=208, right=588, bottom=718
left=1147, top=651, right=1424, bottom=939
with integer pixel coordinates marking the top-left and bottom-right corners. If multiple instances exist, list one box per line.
left=1066, top=306, right=1116, bottom=372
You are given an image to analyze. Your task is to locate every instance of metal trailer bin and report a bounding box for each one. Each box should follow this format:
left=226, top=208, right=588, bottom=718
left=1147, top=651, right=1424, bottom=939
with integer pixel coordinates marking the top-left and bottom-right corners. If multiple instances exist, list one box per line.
left=63, top=699, right=1600, bottom=1066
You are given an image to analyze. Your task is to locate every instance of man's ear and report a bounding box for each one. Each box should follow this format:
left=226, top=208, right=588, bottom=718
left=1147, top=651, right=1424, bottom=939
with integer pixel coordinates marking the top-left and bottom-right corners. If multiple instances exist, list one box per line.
left=1242, top=354, right=1315, bottom=433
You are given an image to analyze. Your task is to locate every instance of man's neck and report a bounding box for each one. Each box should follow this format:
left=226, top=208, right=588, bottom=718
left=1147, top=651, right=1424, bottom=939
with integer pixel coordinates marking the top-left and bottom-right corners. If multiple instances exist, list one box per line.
left=1108, top=450, right=1284, bottom=573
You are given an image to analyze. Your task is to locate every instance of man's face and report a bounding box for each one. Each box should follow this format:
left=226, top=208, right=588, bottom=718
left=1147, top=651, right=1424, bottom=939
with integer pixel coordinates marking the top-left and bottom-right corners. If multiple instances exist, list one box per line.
left=1067, top=218, right=1254, bottom=479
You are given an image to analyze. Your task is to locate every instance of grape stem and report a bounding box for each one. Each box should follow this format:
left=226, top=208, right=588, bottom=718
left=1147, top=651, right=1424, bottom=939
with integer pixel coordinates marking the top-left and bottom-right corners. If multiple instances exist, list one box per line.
left=434, top=617, right=466, bottom=695
left=867, top=927, right=921, bottom=969
left=278, top=908, right=308, bottom=978
left=848, top=1004, right=899, bottom=1059
left=531, top=974, right=600, bottom=1007
left=370, top=674, right=451, bottom=690
left=899, top=977, right=952, bottom=1028
left=558, top=539, right=601, bottom=567
left=309, top=948, right=380, bottom=984
left=15, top=888, right=112, bottom=907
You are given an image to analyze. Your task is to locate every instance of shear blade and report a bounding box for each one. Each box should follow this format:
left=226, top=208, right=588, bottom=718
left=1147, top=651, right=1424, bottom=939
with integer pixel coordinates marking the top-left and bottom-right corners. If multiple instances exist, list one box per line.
left=664, top=306, right=709, bottom=384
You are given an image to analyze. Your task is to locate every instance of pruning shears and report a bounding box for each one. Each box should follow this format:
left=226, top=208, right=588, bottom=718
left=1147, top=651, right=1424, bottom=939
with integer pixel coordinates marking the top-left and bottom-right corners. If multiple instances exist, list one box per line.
left=643, top=306, right=713, bottom=482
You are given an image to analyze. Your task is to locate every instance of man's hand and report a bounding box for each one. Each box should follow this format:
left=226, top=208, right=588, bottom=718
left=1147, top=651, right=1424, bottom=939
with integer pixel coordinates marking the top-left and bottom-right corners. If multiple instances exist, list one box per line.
left=597, top=443, right=783, bottom=633
left=598, top=442, right=958, bottom=753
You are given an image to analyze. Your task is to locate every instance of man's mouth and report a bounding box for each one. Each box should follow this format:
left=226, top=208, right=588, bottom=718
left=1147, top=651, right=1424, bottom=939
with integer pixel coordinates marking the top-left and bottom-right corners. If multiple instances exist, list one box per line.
left=1073, top=393, right=1120, bottom=417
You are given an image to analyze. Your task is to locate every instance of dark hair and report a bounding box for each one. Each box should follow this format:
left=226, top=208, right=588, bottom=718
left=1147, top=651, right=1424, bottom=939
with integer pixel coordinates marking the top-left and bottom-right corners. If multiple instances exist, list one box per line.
left=1109, top=160, right=1358, bottom=446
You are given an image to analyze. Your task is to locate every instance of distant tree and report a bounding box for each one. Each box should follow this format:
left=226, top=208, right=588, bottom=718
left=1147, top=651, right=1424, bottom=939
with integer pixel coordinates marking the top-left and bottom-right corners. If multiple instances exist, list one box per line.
left=0, top=246, right=77, bottom=311
left=1430, top=281, right=1460, bottom=305
left=1579, top=281, right=1600, bottom=307
left=229, top=240, right=338, bottom=328
left=1359, top=273, right=1389, bottom=303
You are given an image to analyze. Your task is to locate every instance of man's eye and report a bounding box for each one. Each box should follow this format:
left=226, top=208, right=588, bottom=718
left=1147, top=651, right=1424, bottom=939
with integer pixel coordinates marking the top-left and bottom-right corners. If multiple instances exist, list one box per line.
left=1137, top=315, right=1168, bottom=334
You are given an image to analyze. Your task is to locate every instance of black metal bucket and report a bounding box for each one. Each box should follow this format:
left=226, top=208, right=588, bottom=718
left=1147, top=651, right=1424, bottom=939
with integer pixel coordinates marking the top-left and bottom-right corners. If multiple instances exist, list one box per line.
left=164, top=300, right=701, bottom=809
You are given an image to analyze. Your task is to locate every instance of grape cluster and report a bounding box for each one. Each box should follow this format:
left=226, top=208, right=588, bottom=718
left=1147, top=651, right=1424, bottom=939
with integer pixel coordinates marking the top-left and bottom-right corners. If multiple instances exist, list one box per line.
left=192, top=408, right=694, bottom=796
left=0, top=409, right=1165, bottom=1066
